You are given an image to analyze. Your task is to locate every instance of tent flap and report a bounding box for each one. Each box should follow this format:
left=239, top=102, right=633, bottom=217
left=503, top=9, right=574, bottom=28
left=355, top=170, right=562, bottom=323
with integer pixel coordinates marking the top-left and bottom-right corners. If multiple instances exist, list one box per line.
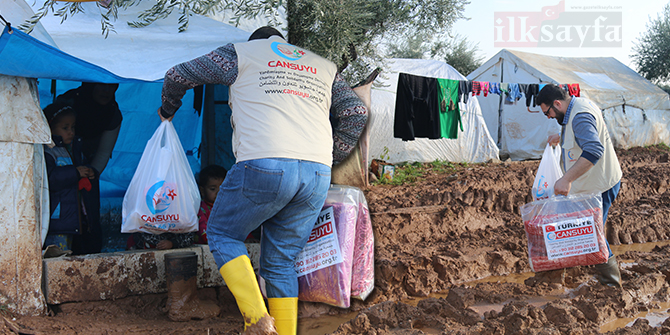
left=0, top=74, right=51, bottom=144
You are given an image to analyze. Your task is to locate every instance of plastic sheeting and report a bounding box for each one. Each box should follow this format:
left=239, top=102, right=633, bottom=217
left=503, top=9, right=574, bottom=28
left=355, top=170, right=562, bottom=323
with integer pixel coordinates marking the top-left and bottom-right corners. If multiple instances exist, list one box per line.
left=0, top=75, right=49, bottom=316
left=604, top=106, right=670, bottom=149
left=36, top=80, right=202, bottom=198
left=0, top=0, right=251, bottom=82
left=469, top=49, right=670, bottom=160
left=369, top=58, right=499, bottom=164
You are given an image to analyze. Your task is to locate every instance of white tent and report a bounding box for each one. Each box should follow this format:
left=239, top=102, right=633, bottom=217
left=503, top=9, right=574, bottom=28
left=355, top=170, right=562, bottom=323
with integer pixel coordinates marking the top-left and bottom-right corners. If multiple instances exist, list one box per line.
left=468, top=49, right=670, bottom=160
left=369, top=58, right=499, bottom=164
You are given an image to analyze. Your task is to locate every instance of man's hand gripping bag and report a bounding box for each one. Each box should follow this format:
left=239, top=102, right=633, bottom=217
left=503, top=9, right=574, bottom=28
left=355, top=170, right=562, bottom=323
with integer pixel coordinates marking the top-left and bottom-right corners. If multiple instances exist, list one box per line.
left=520, top=194, right=608, bottom=272
left=122, top=121, right=200, bottom=234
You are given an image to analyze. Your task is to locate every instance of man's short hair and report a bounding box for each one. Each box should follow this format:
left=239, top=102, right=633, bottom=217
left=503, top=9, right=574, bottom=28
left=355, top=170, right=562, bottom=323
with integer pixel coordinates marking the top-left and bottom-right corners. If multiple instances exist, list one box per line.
left=248, top=26, right=284, bottom=41
left=536, top=84, right=569, bottom=106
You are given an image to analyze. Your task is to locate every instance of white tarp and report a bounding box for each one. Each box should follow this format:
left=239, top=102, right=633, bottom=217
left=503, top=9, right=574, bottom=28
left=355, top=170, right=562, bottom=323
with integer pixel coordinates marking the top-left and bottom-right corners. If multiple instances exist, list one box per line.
left=469, top=49, right=670, bottom=160
left=22, top=0, right=251, bottom=82
left=369, top=58, right=499, bottom=164
left=0, top=75, right=49, bottom=316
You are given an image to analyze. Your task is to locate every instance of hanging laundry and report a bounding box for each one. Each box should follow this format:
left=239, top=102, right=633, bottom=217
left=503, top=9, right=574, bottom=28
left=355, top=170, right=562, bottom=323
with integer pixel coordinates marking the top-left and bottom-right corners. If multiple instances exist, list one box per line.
left=394, top=73, right=441, bottom=141
left=519, top=84, right=528, bottom=99
left=489, top=82, right=502, bottom=95
left=506, top=83, right=522, bottom=103
left=539, top=83, right=546, bottom=91
left=524, top=84, right=539, bottom=108
left=558, top=84, right=569, bottom=92
left=480, top=81, right=490, bottom=97
left=568, top=83, right=580, bottom=97
left=437, top=78, right=462, bottom=139
left=501, top=83, right=509, bottom=96
left=471, top=81, right=482, bottom=96
left=458, top=80, right=471, bottom=104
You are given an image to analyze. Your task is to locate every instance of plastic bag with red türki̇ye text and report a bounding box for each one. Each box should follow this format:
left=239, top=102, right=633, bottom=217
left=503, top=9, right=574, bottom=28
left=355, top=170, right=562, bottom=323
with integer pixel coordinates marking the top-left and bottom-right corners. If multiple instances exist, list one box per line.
left=520, top=194, right=608, bottom=272
left=295, top=185, right=359, bottom=308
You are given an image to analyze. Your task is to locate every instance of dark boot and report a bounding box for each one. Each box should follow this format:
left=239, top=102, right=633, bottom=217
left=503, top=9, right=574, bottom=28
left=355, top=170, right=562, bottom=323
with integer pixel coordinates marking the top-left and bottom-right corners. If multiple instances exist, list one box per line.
left=594, top=255, right=622, bottom=287
left=165, top=251, right=221, bottom=321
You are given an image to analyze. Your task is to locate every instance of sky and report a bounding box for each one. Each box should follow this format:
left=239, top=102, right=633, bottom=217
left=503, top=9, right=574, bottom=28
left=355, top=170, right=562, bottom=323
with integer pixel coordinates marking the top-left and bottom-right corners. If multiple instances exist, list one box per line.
left=451, top=0, right=668, bottom=69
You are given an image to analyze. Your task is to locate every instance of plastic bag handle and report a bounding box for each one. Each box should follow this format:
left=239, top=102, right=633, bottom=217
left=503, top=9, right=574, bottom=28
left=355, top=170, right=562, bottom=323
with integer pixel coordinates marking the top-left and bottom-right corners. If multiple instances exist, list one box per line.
left=154, top=121, right=173, bottom=182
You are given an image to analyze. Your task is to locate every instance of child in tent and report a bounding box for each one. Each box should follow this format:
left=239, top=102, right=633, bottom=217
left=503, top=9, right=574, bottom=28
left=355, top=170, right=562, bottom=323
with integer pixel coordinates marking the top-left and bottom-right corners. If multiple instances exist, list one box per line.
left=43, top=102, right=97, bottom=252
left=196, top=165, right=228, bottom=244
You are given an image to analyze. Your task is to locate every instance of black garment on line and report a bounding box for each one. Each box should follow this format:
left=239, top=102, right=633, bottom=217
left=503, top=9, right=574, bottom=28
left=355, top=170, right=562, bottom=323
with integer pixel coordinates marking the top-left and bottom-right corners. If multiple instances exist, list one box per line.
left=458, top=80, right=471, bottom=104
left=394, top=73, right=441, bottom=141
left=524, top=83, right=539, bottom=108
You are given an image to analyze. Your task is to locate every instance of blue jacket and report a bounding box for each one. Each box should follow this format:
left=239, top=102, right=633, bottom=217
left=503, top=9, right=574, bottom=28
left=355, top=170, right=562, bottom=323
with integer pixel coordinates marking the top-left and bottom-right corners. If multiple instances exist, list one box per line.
left=44, top=135, right=95, bottom=235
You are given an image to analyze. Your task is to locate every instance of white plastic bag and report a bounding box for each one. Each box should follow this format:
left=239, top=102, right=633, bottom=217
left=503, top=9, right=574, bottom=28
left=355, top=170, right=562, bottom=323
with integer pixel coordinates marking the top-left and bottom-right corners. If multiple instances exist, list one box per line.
left=122, top=121, right=200, bottom=234
left=532, top=144, right=563, bottom=201
left=520, top=194, right=608, bottom=272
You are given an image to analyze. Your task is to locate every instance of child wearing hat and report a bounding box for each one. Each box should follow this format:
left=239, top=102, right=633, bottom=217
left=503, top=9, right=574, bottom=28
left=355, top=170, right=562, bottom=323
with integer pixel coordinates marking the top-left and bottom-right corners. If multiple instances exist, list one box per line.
left=43, top=102, right=96, bottom=252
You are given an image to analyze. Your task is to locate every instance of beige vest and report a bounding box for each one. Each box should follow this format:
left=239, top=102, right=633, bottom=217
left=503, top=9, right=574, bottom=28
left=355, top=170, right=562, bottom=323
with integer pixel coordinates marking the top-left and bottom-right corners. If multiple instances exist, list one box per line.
left=562, top=97, right=622, bottom=194
left=230, top=36, right=337, bottom=166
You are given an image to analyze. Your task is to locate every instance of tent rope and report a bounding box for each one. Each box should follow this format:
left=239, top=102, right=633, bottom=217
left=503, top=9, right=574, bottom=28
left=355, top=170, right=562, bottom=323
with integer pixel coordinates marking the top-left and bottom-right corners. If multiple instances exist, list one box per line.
left=0, top=15, right=11, bottom=32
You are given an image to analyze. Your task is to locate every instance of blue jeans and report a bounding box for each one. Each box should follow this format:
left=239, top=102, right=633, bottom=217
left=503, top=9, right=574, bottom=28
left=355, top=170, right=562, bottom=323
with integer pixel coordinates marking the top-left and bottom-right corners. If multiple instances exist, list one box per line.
left=602, top=181, right=621, bottom=258
left=207, top=158, right=331, bottom=298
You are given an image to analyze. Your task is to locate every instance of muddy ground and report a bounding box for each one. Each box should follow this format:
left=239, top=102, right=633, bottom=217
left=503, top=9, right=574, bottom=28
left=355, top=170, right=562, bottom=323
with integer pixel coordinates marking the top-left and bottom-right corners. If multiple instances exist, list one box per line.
left=5, top=145, right=670, bottom=334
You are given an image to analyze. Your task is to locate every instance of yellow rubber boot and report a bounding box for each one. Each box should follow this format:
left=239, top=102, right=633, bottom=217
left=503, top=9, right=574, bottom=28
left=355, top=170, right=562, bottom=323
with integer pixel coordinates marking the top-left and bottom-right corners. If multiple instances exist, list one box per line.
left=219, top=255, right=276, bottom=333
left=268, top=297, right=298, bottom=335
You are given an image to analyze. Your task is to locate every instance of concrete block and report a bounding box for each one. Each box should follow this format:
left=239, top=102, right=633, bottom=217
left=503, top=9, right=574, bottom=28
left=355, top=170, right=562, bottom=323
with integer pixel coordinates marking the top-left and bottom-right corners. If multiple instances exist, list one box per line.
left=43, top=243, right=260, bottom=304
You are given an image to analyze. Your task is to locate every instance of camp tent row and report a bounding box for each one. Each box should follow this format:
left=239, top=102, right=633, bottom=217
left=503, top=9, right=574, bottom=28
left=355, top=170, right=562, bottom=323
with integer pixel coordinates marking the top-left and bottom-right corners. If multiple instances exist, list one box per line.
left=469, top=49, right=670, bottom=160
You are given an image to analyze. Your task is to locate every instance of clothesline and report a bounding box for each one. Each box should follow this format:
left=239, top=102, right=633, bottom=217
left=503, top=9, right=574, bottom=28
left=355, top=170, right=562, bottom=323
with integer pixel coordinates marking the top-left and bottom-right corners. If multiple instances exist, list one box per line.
left=440, top=78, right=580, bottom=108
left=393, top=72, right=582, bottom=142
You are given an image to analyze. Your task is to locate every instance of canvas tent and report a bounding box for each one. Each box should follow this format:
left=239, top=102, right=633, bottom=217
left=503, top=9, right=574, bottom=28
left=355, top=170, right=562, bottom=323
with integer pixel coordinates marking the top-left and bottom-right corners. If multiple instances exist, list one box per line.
left=369, top=58, right=499, bottom=164
left=0, top=0, right=253, bottom=315
left=468, top=49, right=670, bottom=161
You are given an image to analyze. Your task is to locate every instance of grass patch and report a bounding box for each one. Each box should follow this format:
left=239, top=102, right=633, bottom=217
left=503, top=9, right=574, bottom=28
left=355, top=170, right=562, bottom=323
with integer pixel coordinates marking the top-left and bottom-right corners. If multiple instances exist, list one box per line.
left=654, top=143, right=670, bottom=152
left=373, top=160, right=476, bottom=186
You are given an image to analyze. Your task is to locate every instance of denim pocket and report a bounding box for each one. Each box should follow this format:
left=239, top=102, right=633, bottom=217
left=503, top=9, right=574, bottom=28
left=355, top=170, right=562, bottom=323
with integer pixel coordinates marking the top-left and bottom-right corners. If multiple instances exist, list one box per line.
left=305, top=170, right=332, bottom=210
left=242, top=163, right=283, bottom=205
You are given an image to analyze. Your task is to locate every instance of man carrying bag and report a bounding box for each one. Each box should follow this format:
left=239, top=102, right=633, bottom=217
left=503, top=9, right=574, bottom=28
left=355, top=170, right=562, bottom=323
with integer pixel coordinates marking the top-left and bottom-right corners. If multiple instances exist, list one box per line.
left=533, top=83, right=623, bottom=287
left=159, top=26, right=368, bottom=334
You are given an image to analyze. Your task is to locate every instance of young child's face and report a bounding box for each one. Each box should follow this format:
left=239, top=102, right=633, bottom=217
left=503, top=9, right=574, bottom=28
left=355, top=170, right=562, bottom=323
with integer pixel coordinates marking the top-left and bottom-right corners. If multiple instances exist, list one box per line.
left=201, top=177, right=224, bottom=204
left=51, top=114, right=76, bottom=145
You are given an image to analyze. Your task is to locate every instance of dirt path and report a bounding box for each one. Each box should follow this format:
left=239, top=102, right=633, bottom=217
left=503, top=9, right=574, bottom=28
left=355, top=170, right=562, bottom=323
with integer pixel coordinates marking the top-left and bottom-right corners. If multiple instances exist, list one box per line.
left=6, top=145, right=670, bottom=334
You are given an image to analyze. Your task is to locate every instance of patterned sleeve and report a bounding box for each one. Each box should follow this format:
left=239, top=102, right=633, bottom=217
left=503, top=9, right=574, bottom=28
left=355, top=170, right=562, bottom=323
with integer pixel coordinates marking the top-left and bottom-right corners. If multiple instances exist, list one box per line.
left=330, top=74, right=368, bottom=165
left=160, top=43, right=239, bottom=117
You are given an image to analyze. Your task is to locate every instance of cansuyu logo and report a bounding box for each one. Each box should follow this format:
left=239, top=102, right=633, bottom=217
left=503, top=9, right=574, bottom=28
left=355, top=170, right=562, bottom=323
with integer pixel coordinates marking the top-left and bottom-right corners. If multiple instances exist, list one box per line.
left=145, top=181, right=178, bottom=215
left=271, top=42, right=306, bottom=61
left=535, top=175, right=549, bottom=197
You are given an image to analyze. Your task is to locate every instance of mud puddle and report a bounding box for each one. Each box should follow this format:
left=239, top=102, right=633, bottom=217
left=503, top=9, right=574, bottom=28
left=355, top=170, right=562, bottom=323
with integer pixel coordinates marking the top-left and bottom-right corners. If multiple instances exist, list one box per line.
left=306, top=240, right=670, bottom=334
left=600, top=302, right=670, bottom=333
